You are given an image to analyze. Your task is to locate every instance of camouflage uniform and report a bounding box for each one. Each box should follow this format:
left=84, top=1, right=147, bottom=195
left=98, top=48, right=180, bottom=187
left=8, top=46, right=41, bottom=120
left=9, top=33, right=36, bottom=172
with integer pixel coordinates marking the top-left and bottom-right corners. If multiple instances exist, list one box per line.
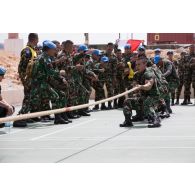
left=123, top=68, right=160, bottom=124
left=30, top=52, right=64, bottom=111
left=189, top=56, right=195, bottom=99
left=183, top=54, right=195, bottom=99
left=104, top=52, right=117, bottom=101
left=158, top=59, right=179, bottom=112
left=18, top=45, right=37, bottom=114
left=176, top=57, right=185, bottom=101
left=114, top=56, right=126, bottom=107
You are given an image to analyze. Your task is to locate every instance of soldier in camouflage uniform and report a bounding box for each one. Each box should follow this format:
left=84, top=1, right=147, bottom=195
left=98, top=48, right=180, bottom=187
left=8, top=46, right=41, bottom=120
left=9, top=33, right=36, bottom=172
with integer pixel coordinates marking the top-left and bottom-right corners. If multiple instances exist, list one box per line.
left=154, top=55, right=179, bottom=113
left=104, top=42, right=117, bottom=109
left=182, top=45, right=195, bottom=105
left=91, top=49, right=103, bottom=110
left=30, top=41, right=69, bottom=125
left=175, top=51, right=186, bottom=105
left=93, top=56, right=109, bottom=110
left=120, top=57, right=161, bottom=128
left=13, top=33, right=39, bottom=128
left=123, top=44, right=135, bottom=96
left=57, top=40, right=81, bottom=119
left=167, top=50, right=179, bottom=105
left=114, top=49, right=126, bottom=108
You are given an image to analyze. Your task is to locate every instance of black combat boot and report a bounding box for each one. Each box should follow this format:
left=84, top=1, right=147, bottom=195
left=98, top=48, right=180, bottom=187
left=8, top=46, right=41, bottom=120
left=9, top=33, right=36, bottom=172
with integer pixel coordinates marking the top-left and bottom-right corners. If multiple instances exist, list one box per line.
left=171, top=98, right=175, bottom=106
left=67, top=111, right=80, bottom=119
left=120, top=114, right=133, bottom=127
left=181, top=96, right=188, bottom=105
left=100, top=103, right=108, bottom=110
left=166, top=100, right=172, bottom=114
left=187, top=96, right=192, bottom=104
left=61, top=112, right=72, bottom=123
left=132, top=114, right=144, bottom=122
left=148, top=115, right=161, bottom=128
left=54, top=114, right=69, bottom=124
left=113, top=99, right=118, bottom=109
left=107, top=101, right=113, bottom=110
left=175, top=97, right=179, bottom=105
left=93, top=104, right=99, bottom=111
left=117, top=99, right=124, bottom=108
left=78, top=109, right=91, bottom=116
left=13, top=120, right=27, bottom=127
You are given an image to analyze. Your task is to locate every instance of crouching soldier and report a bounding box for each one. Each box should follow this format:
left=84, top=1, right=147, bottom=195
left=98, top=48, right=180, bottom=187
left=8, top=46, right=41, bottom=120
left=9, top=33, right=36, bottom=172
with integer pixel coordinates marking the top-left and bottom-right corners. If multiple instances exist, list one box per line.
left=0, top=67, right=15, bottom=127
left=120, top=57, right=161, bottom=128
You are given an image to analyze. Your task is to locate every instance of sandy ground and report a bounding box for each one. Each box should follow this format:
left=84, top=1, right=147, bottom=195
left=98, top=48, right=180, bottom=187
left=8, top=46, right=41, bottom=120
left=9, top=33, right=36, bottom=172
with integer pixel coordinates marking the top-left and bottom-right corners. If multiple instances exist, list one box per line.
left=0, top=102, right=195, bottom=163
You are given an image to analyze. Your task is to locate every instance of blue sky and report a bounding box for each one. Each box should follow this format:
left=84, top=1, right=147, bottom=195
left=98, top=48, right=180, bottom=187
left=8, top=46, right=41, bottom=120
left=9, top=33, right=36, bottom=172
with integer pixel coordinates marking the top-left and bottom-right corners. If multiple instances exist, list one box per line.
left=0, top=33, right=147, bottom=45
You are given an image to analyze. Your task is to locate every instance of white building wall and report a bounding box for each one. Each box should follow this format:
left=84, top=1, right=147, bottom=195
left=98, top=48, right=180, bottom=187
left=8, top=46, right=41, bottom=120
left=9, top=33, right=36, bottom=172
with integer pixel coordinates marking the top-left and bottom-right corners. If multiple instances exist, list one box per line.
left=4, top=39, right=24, bottom=56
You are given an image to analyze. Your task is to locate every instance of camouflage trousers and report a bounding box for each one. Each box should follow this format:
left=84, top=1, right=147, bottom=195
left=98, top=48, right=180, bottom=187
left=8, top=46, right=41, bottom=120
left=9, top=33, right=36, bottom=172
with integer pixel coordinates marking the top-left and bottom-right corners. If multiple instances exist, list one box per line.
left=176, top=74, right=184, bottom=99
left=93, top=81, right=105, bottom=101
left=184, top=70, right=192, bottom=96
left=168, top=79, right=179, bottom=101
left=124, top=77, right=134, bottom=98
left=83, top=79, right=92, bottom=104
left=18, top=79, right=32, bottom=114
left=114, top=76, right=125, bottom=95
left=123, top=96, right=160, bottom=118
left=105, top=76, right=114, bottom=98
left=67, top=79, right=78, bottom=107
left=30, top=82, right=60, bottom=112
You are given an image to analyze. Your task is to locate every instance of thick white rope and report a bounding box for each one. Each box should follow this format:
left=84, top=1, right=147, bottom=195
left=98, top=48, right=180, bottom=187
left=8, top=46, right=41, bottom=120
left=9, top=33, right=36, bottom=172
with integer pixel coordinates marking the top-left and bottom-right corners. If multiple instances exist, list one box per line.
left=0, top=87, right=139, bottom=123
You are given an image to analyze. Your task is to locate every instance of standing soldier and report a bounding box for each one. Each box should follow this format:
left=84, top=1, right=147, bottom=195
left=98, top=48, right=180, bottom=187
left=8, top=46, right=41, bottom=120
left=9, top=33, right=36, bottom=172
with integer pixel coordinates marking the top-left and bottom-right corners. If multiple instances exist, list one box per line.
left=167, top=50, right=179, bottom=105
left=104, top=42, right=117, bottom=109
left=182, top=45, right=195, bottom=105
left=154, top=55, right=179, bottom=113
left=30, top=41, right=69, bottom=125
left=114, top=49, right=126, bottom=108
left=122, top=44, right=133, bottom=63
left=175, top=51, right=186, bottom=105
left=13, top=33, right=39, bottom=127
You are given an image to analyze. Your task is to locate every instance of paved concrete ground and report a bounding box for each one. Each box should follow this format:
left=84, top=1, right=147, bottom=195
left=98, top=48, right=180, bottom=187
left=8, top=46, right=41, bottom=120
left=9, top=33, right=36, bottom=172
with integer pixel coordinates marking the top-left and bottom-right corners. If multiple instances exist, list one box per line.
left=0, top=102, right=195, bottom=163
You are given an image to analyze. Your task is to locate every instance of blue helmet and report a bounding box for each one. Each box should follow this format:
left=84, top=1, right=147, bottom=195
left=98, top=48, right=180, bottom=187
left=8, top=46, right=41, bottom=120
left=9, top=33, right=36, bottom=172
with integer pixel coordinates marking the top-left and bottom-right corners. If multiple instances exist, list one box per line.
left=124, top=44, right=131, bottom=49
left=154, top=48, right=161, bottom=53
left=0, top=66, right=6, bottom=75
left=43, top=40, right=56, bottom=49
left=78, top=44, right=88, bottom=52
left=154, top=55, right=161, bottom=64
left=92, top=49, right=101, bottom=56
left=101, top=56, right=109, bottom=63
left=138, top=45, right=145, bottom=51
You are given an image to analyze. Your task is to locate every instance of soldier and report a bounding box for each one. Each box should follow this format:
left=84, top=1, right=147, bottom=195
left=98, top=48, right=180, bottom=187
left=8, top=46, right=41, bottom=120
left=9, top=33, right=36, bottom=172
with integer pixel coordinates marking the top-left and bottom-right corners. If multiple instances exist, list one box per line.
left=138, top=46, right=153, bottom=67
left=154, top=55, right=179, bottom=113
left=122, top=44, right=133, bottom=64
left=13, top=33, right=39, bottom=127
left=114, top=49, right=126, bottom=108
left=175, top=51, right=186, bottom=105
left=93, top=56, right=109, bottom=110
left=91, top=50, right=104, bottom=110
left=104, top=42, right=117, bottom=109
left=120, top=57, right=161, bottom=128
left=167, top=50, right=179, bottom=105
left=182, top=45, right=195, bottom=105
left=0, top=67, right=15, bottom=128
left=30, top=40, right=69, bottom=125
left=57, top=40, right=81, bottom=119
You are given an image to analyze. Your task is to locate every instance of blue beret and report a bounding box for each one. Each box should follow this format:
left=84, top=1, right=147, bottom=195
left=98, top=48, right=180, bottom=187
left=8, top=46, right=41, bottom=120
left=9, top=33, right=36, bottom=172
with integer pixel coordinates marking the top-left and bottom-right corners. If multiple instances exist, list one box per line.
left=78, top=44, right=88, bottom=52
left=154, top=48, right=161, bottom=52
left=124, top=44, right=131, bottom=49
left=154, top=55, right=161, bottom=64
left=92, top=49, right=101, bottom=56
left=101, top=56, right=109, bottom=62
left=0, top=66, right=6, bottom=75
left=42, top=40, right=56, bottom=49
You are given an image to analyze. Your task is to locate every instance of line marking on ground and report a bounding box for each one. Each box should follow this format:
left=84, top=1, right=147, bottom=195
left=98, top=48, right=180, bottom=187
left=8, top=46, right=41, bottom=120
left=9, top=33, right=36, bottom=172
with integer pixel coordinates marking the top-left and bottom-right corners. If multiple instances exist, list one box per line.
left=1, top=147, right=195, bottom=150
left=30, top=119, right=96, bottom=141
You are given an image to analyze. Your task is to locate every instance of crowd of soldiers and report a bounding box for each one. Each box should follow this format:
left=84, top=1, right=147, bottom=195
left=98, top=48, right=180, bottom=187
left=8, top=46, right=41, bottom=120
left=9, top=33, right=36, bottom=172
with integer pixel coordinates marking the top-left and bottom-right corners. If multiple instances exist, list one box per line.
left=0, top=33, right=195, bottom=129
